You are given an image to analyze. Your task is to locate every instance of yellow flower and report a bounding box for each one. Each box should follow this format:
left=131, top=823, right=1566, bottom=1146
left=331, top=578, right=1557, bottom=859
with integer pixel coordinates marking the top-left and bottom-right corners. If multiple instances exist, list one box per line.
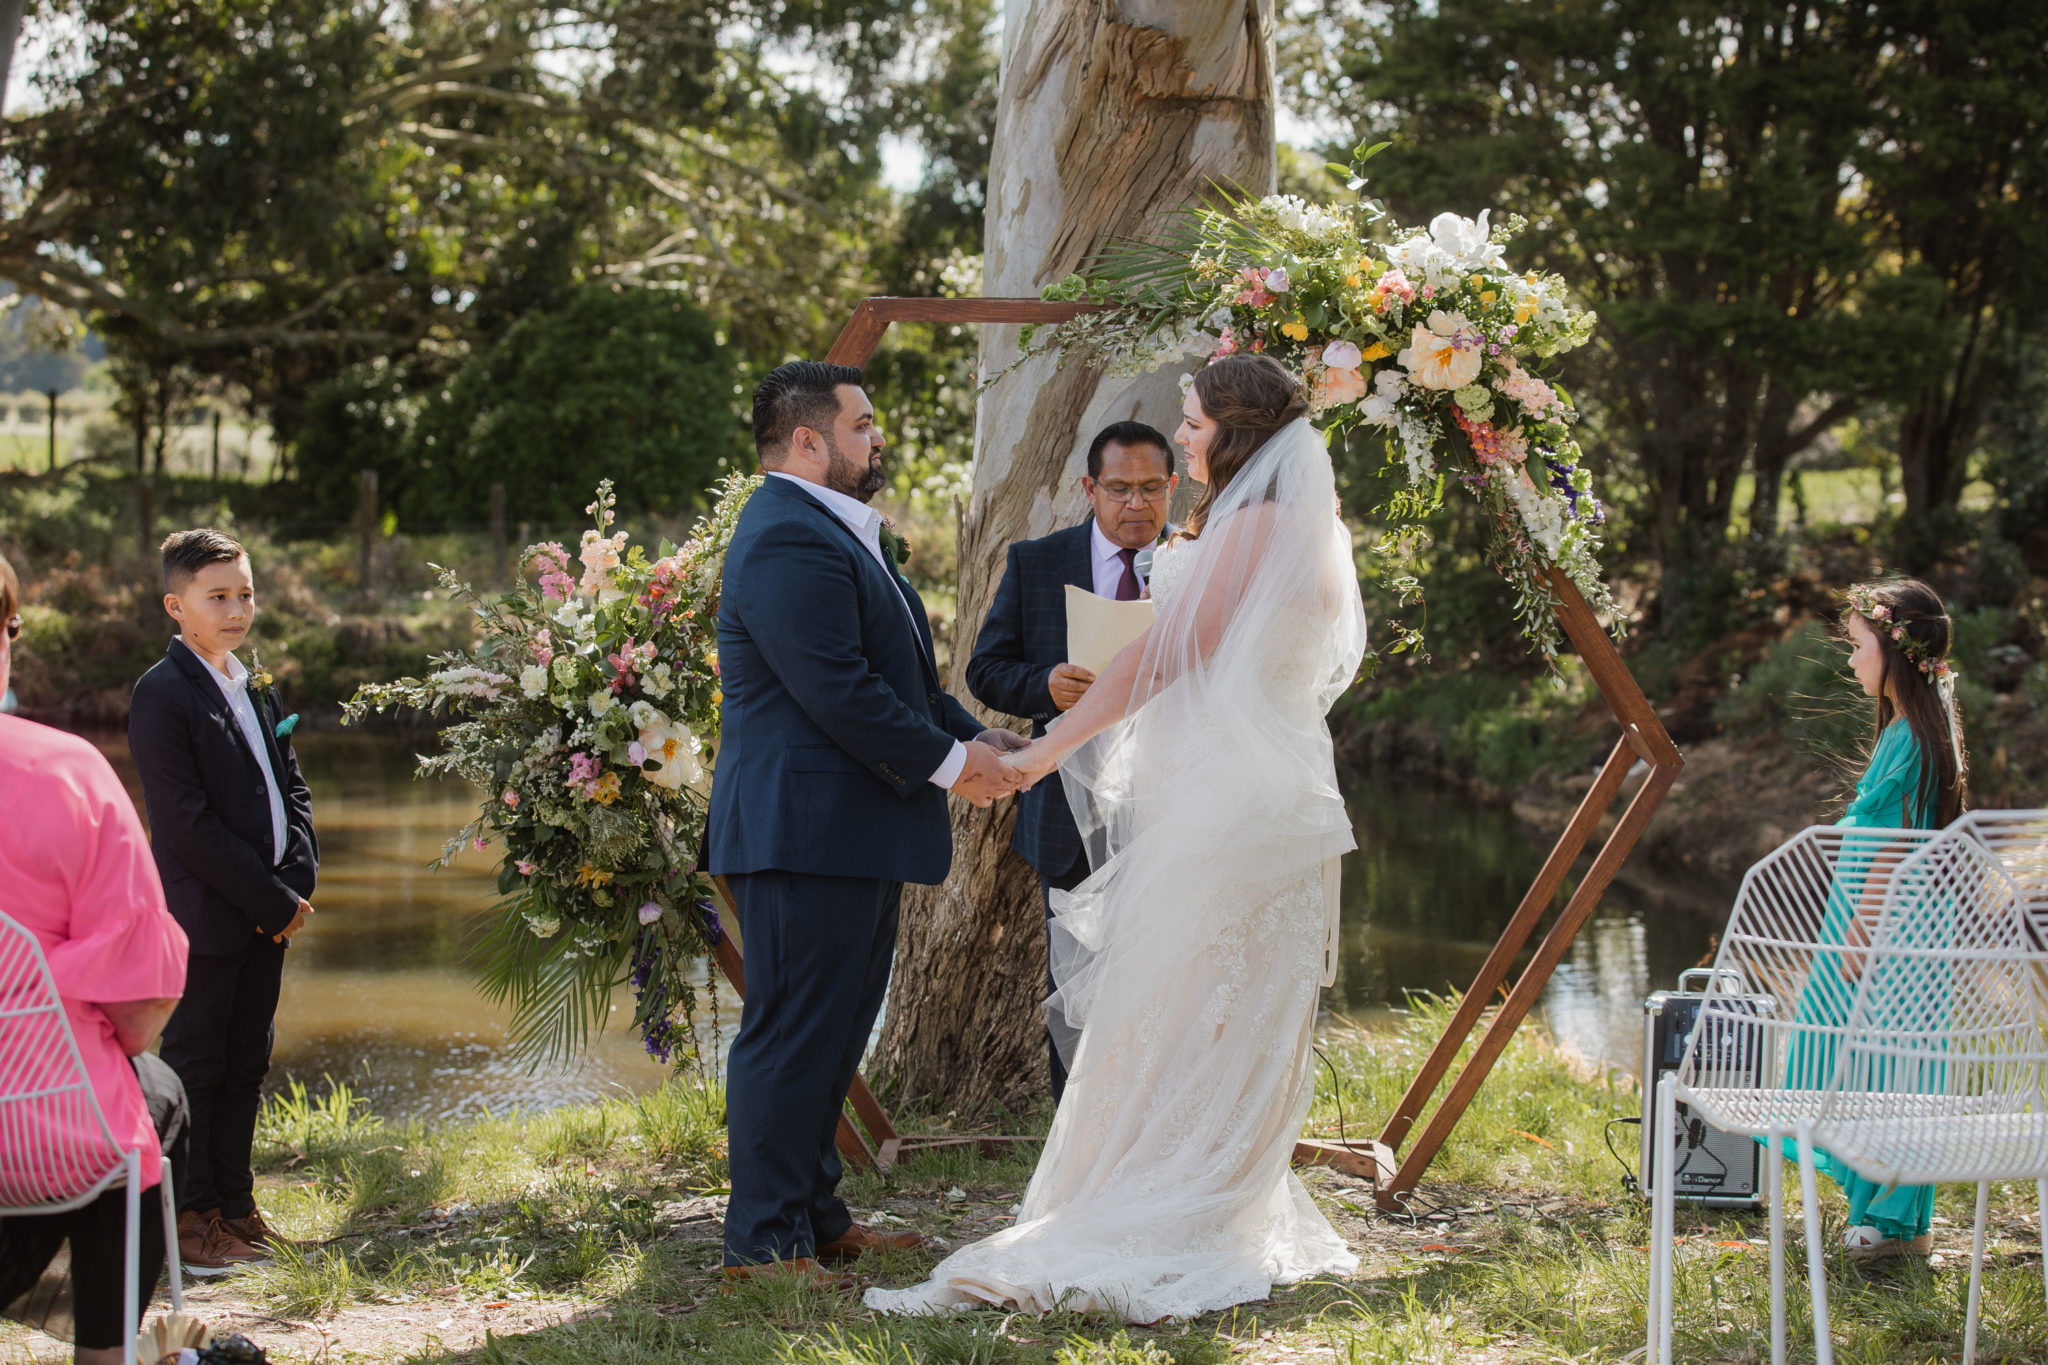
left=1515, top=300, right=1538, bottom=324
left=1480, top=290, right=1498, bottom=305
left=1280, top=319, right=1310, bottom=341
left=575, top=863, right=613, bottom=888
left=1360, top=341, right=1392, bottom=362
left=1344, top=274, right=1362, bottom=289
left=1469, top=274, right=1485, bottom=289
left=591, top=772, right=622, bottom=805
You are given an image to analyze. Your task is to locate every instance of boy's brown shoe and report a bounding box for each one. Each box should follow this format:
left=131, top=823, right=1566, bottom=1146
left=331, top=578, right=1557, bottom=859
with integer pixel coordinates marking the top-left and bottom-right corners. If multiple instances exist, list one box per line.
left=176, top=1209, right=268, bottom=1275
left=720, top=1257, right=855, bottom=1291
left=220, top=1207, right=310, bottom=1253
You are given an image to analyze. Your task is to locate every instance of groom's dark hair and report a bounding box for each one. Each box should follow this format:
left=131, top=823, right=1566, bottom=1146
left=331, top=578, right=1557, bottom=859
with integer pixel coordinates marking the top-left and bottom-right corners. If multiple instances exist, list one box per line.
left=753, top=361, right=866, bottom=459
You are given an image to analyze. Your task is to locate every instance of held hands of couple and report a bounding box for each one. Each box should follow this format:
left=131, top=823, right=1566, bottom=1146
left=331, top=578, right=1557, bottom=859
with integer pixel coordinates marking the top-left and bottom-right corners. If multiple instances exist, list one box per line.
left=950, top=729, right=1032, bottom=808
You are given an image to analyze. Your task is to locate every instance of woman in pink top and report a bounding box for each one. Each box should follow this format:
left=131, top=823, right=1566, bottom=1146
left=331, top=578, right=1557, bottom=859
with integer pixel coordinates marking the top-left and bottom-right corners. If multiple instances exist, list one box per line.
left=0, top=550, right=191, bottom=1364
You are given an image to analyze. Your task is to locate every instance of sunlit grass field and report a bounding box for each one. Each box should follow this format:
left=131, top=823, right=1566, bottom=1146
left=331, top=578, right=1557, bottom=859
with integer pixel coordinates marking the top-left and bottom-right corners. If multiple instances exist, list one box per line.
left=4, top=1001, right=2035, bottom=1363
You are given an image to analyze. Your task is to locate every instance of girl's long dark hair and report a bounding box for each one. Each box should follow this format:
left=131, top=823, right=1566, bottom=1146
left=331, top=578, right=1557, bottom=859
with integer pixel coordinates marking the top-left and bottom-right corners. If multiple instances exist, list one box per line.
left=1186, top=354, right=1307, bottom=536
left=1849, top=576, right=1968, bottom=827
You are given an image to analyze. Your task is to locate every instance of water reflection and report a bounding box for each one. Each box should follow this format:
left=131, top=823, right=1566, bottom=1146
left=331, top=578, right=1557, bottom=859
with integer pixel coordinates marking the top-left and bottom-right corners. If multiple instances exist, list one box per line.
left=83, top=731, right=1733, bottom=1119
left=1332, top=774, right=1733, bottom=1073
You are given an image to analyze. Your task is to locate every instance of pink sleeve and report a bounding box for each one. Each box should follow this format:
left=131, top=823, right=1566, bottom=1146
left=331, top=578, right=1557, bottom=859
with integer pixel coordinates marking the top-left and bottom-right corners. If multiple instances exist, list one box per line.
left=41, top=749, right=188, bottom=1005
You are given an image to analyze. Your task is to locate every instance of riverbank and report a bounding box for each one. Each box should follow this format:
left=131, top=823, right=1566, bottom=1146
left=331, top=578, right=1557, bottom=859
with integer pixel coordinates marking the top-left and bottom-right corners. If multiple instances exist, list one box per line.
left=4, top=1002, right=2039, bottom=1364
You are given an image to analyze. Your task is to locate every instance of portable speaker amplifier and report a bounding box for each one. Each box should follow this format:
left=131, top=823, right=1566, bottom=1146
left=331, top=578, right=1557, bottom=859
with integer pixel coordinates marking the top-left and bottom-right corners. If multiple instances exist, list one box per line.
left=1638, top=969, right=1766, bottom=1210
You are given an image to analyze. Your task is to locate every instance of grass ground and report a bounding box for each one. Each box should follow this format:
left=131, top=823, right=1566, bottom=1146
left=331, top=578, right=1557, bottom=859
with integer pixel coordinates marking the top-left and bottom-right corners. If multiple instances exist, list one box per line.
left=8, top=1000, right=2047, bottom=1364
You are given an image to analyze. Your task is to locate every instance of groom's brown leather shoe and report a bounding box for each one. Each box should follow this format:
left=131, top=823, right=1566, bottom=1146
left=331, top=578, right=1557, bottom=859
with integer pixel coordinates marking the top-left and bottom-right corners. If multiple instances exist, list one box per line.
left=816, top=1222, right=927, bottom=1264
left=720, top=1257, right=855, bottom=1290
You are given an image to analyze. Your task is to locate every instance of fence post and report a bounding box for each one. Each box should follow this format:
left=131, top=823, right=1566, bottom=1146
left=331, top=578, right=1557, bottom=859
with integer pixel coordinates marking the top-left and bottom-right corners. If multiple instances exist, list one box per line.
left=358, top=469, right=379, bottom=598
left=44, top=391, right=57, bottom=473
left=211, top=409, right=221, bottom=481
left=490, top=482, right=508, bottom=585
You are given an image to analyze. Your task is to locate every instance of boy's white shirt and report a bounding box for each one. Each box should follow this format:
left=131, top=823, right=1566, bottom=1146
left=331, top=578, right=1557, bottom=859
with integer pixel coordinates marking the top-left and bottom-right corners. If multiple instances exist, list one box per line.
left=184, top=637, right=287, bottom=863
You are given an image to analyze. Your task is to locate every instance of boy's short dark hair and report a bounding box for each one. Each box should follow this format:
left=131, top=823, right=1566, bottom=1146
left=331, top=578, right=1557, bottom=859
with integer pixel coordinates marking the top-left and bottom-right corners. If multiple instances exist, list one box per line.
left=752, top=361, right=865, bottom=457
left=1086, top=420, right=1175, bottom=480
left=161, top=528, right=247, bottom=594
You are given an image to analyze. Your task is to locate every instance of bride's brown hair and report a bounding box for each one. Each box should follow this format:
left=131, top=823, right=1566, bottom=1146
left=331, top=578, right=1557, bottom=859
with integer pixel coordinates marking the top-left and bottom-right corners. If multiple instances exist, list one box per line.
left=1186, top=354, right=1308, bottom=536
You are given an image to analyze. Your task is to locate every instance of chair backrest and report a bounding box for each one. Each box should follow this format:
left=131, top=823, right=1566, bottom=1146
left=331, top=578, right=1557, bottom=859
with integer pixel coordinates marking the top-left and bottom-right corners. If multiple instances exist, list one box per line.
left=1813, top=811, right=2048, bottom=1184
left=1678, top=824, right=1943, bottom=1104
left=0, top=910, right=130, bottom=1208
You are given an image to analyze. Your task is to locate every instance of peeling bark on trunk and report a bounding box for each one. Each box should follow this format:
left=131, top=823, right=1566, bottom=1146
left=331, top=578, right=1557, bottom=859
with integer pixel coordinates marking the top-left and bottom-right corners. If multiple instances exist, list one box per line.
left=870, top=0, right=1276, bottom=1114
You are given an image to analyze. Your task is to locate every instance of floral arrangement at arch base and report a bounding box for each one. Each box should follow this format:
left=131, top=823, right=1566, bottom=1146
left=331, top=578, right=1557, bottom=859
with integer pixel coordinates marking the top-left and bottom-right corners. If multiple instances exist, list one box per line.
left=1028, top=143, right=1614, bottom=666
left=343, top=476, right=760, bottom=1065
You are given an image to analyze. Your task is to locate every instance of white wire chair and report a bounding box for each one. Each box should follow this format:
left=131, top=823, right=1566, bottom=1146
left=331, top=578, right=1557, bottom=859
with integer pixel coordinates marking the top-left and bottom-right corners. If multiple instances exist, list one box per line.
left=0, top=910, right=183, bottom=1365
left=1648, top=811, right=2048, bottom=1365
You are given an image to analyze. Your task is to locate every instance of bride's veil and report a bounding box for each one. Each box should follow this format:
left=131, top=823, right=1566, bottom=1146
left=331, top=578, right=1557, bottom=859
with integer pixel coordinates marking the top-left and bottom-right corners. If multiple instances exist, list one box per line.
left=1046, top=416, right=1368, bottom=1071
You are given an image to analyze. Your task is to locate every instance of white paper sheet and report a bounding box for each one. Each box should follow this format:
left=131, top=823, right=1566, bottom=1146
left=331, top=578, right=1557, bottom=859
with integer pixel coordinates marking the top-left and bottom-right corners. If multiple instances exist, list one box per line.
left=1065, top=585, right=1155, bottom=675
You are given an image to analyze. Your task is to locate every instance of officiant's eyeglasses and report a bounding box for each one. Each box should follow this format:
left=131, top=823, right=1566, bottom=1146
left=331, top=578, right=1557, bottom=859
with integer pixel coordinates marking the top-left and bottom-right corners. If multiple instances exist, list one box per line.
left=1097, top=480, right=1172, bottom=504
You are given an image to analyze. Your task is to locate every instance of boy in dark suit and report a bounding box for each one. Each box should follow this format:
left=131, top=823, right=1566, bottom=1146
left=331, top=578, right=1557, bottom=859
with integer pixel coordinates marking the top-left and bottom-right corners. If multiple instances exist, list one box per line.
left=964, top=420, right=1176, bottom=1101
left=129, top=529, right=318, bottom=1274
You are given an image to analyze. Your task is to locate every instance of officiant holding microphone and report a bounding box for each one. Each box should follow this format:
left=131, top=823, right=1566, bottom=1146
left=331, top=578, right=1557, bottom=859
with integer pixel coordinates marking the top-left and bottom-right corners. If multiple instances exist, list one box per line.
left=965, top=420, right=1176, bottom=1102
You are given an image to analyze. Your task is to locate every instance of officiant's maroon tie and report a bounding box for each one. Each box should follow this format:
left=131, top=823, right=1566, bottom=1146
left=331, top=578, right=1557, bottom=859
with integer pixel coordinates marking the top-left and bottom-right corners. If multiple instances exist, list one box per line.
left=1115, top=547, right=1141, bottom=601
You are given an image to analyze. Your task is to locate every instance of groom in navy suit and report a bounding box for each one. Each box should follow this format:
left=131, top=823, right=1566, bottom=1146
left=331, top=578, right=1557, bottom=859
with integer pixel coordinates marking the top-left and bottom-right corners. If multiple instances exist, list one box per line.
left=964, top=421, right=1176, bottom=1101
left=708, top=361, right=1027, bottom=1280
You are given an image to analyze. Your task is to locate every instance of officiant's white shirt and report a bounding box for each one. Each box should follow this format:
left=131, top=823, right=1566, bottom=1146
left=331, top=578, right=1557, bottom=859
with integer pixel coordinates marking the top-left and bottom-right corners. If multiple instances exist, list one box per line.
left=1089, top=520, right=1150, bottom=599
left=766, top=471, right=967, bottom=789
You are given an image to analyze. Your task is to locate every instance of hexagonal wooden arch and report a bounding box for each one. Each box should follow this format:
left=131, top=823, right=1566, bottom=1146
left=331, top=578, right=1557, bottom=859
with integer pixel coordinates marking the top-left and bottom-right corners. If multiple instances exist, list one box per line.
left=703, top=297, right=1684, bottom=1207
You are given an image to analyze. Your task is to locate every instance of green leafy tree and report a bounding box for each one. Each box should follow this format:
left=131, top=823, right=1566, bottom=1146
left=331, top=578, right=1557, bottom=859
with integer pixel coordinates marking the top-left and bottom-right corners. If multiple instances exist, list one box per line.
left=1293, top=0, right=1932, bottom=638
left=390, top=287, right=744, bottom=531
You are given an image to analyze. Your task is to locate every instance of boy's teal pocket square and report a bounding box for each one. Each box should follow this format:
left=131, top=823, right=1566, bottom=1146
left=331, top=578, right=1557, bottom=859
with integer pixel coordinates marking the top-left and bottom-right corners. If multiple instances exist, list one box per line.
left=275, top=713, right=300, bottom=738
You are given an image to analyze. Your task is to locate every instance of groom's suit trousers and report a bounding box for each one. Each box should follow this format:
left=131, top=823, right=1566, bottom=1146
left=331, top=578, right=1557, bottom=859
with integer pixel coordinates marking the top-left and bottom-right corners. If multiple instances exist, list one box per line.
left=721, top=870, right=901, bottom=1266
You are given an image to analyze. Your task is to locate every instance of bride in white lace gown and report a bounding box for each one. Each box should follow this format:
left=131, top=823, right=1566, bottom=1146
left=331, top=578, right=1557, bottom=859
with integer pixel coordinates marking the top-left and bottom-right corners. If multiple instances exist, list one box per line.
left=866, top=355, right=1369, bottom=1323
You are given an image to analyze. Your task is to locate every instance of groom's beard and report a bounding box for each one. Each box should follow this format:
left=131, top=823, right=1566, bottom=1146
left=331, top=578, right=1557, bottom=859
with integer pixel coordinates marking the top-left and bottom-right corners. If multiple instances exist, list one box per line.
left=822, top=433, right=887, bottom=502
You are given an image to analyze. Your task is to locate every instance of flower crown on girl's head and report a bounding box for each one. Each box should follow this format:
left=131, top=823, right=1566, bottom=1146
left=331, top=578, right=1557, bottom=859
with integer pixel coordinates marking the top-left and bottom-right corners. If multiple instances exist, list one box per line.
left=1843, top=585, right=1955, bottom=684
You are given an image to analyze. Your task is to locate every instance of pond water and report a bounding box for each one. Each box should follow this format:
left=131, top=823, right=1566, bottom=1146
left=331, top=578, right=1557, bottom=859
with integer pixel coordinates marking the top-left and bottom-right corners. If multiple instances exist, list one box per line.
left=83, top=732, right=1736, bottom=1121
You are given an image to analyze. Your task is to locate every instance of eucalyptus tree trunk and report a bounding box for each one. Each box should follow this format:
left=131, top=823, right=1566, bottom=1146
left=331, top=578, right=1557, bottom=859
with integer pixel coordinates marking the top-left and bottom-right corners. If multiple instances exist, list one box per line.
left=872, top=0, right=1276, bottom=1114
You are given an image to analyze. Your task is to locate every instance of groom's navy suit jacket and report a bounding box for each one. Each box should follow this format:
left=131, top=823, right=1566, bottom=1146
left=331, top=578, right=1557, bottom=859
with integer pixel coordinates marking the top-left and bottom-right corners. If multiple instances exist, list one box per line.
left=964, top=520, right=1096, bottom=878
left=706, top=474, right=985, bottom=886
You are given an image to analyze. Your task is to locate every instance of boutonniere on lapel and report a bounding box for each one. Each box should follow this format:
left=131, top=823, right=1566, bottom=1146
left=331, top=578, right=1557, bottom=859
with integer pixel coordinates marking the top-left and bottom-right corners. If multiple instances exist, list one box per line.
left=250, top=650, right=299, bottom=738
left=878, top=520, right=911, bottom=571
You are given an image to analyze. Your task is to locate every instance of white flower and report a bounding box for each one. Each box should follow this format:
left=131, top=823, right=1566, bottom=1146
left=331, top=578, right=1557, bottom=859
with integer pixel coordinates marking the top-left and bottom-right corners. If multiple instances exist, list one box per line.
left=1178, top=372, right=1196, bottom=397
left=1261, top=194, right=1347, bottom=238
left=1428, top=210, right=1506, bottom=273
left=1205, top=307, right=1233, bottom=330
left=550, top=655, right=579, bottom=688
left=588, top=690, right=616, bottom=717
left=1265, top=267, right=1291, bottom=294
left=1322, top=339, right=1364, bottom=370
left=519, top=666, right=548, bottom=699
left=638, top=717, right=704, bottom=792
left=642, top=662, right=674, bottom=699
left=629, top=700, right=663, bottom=730
left=429, top=665, right=510, bottom=700
left=1505, top=468, right=1567, bottom=559
left=1399, top=311, right=1484, bottom=390
left=1398, top=414, right=1437, bottom=484
left=551, top=601, right=585, bottom=630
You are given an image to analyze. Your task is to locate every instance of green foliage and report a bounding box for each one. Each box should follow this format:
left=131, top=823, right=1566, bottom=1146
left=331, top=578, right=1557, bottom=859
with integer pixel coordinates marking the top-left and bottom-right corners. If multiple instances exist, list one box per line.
left=301, top=289, right=745, bottom=530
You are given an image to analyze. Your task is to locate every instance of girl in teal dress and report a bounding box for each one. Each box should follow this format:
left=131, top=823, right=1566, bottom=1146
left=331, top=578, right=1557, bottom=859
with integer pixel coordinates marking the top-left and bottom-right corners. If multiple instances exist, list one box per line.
left=1783, top=577, right=1969, bottom=1260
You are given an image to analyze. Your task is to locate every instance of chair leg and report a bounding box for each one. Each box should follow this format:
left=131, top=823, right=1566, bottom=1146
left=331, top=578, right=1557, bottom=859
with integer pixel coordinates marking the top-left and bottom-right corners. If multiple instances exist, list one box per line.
left=2038, top=1179, right=2047, bottom=1320
left=1964, top=1180, right=1989, bottom=1365
left=123, top=1151, right=140, bottom=1365
left=160, top=1165, right=183, bottom=1312
left=1652, top=1074, right=1679, bottom=1365
left=1767, top=1126, right=1785, bottom=1365
left=1794, top=1123, right=1833, bottom=1365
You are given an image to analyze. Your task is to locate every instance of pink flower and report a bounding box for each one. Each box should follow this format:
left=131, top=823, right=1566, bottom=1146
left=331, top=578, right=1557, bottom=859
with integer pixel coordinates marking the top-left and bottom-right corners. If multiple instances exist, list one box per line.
left=1265, top=267, right=1291, bottom=293
left=502, top=789, right=520, bottom=808
left=628, top=741, right=648, bottom=765
left=531, top=543, right=575, bottom=601
left=1322, top=339, right=1364, bottom=369
left=516, top=859, right=537, bottom=876
left=1314, top=365, right=1370, bottom=410
left=1374, top=269, right=1416, bottom=304
left=637, top=901, right=662, bottom=925
left=1213, top=327, right=1239, bottom=357
left=473, top=836, right=488, bottom=851
left=529, top=630, right=554, bottom=668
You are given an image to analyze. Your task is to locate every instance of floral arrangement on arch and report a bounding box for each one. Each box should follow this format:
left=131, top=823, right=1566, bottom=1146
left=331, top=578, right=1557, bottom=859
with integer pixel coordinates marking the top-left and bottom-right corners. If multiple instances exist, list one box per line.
left=1029, top=144, right=1613, bottom=664
left=343, top=475, right=760, bottom=1065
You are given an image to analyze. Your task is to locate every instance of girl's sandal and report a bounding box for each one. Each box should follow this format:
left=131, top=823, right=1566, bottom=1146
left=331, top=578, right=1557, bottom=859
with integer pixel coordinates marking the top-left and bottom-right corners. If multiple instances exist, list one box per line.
left=1844, top=1225, right=1932, bottom=1260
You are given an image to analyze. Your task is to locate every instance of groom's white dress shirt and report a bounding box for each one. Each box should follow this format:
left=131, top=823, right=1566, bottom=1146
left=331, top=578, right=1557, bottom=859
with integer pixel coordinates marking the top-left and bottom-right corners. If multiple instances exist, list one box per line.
left=766, top=471, right=967, bottom=790
left=1089, top=520, right=1150, bottom=599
